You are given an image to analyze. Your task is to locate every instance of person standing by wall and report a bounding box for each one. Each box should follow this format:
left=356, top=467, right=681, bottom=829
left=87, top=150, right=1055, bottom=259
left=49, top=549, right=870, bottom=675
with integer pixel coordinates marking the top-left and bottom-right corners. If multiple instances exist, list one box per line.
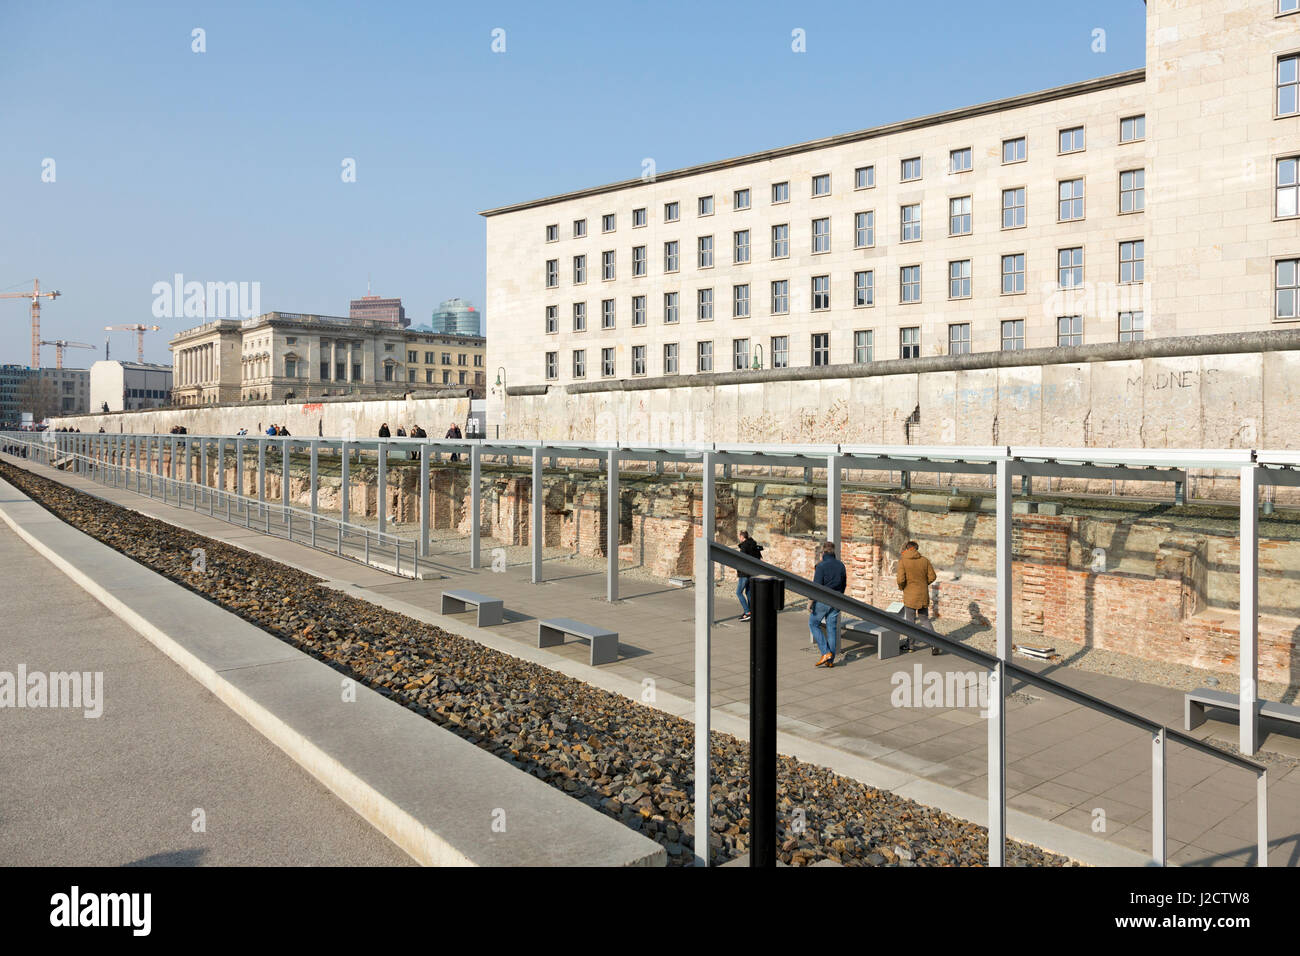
left=897, top=540, right=940, bottom=655
left=736, top=530, right=764, bottom=622
left=809, top=541, right=847, bottom=668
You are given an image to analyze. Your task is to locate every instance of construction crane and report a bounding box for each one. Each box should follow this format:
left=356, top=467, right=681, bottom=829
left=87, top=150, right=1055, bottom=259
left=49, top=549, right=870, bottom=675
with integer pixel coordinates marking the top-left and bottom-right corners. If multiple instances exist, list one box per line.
left=39, top=339, right=96, bottom=369
left=0, top=279, right=61, bottom=368
left=104, top=324, right=162, bottom=364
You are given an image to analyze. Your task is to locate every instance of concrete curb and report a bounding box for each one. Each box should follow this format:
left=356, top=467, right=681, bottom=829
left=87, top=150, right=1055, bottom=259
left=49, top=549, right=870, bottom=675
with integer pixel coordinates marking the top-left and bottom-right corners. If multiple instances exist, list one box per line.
left=0, top=476, right=665, bottom=867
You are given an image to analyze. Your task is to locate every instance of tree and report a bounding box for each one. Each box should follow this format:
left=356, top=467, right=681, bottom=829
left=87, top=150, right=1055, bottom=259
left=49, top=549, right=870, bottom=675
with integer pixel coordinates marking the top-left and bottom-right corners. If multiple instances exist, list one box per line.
left=15, top=376, right=59, bottom=423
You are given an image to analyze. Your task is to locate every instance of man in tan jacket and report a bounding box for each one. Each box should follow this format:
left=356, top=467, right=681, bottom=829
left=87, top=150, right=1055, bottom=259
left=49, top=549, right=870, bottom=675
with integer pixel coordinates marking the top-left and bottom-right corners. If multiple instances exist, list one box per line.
left=897, top=540, right=940, bottom=655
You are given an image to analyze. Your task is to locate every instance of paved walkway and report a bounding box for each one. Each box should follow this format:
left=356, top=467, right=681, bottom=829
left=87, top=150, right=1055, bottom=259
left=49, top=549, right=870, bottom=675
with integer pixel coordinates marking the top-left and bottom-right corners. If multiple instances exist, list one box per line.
left=0, top=519, right=413, bottom=866
left=9, top=451, right=1300, bottom=867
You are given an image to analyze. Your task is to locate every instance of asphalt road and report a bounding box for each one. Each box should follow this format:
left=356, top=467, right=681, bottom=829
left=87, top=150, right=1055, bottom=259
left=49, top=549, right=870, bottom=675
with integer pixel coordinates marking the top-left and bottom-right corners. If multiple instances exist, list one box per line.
left=0, top=521, right=413, bottom=866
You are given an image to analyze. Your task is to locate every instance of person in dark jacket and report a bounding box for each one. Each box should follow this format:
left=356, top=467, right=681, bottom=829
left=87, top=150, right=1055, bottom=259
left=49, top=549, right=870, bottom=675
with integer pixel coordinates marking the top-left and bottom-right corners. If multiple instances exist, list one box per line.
left=446, top=422, right=462, bottom=462
left=736, top=531, right=764, bottom=621
left=377, top=423, right=391, bottom=438
left=897, top=540, right=940, bottom=655
left=809, top=541, right=847, bottom=668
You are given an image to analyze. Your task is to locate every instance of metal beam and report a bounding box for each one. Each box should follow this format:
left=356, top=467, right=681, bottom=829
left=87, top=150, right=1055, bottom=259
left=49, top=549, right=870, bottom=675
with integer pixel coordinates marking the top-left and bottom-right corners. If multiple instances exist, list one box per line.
left=987, top=659, right=1006, bottom=867
left=419, top=442, right=430, bottom=559
left=1240, top=464, right=1259, bottom=755
left=607, top=448, right=619, bottom=602
left=693, top=522, right=713, bottom=868
left=310, top=440, right=319, bottom=519
left=470, top=442, right=481, bottom=569
left=827, top=453, right=842, bottom=545
left=377, top=441, right=387, bottom=534
left=531, top=447, right=543, bottom=584
left=281, top=438, right=290, bottom=515
left=996, top=458, right=1013, bottom=661
left=340, top=441, right=350, bottom=524
left=1153, top=729, right=1167, bottom=866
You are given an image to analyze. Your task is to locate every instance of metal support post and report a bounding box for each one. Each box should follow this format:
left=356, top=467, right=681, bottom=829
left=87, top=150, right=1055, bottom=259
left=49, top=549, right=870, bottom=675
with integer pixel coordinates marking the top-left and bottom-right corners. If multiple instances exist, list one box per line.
left=749, top=576, right=779, bottom=867
left=1240, top=464, right=1259, bottom=755
left=470, top=443, right=481, bottom=569
left=996, top=458, right=1013, bottom=661
left=607, top=448, right=619, bottom=602
left=531, top=447, right=543, bottom=584
left=987, top=659, right=1006, bottom=867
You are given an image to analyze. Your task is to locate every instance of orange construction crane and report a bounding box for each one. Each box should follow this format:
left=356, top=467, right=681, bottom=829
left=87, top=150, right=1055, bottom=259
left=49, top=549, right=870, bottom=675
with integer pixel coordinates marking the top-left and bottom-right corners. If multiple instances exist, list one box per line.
left=104, top=324, right=162, bottom=364
left=38, top=339, right=96, bottom=369
left=0, top=279, right=61, bottom=368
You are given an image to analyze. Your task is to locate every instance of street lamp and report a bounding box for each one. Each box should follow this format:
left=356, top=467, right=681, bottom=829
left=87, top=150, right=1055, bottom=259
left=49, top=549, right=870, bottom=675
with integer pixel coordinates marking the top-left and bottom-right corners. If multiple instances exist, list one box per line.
left=751, top=343, right=764, bottom=371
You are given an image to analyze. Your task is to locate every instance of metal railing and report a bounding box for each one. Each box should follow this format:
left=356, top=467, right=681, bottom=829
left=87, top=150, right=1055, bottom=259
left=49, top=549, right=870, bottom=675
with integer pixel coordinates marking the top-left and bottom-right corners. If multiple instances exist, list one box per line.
left=0, top=433, right=423, bottom=579
left=706, top=539, right=1269, bottom=868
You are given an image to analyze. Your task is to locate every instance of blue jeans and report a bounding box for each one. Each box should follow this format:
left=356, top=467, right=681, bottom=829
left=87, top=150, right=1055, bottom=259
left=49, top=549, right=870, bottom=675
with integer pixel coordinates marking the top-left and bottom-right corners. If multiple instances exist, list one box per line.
left=736, top=576, right=751, bottom=615
left=808, top=603, right=840, bottom=658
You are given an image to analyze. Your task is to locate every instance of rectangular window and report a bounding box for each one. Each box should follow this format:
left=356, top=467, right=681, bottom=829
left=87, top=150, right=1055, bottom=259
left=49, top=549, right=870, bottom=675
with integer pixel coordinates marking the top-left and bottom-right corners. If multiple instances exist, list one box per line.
left=733, top=338, right=750, bottom=371
left=698, top=235, right=714, bottom=268
left=1282, top=0, right=1300, bottom=13
left=771, top=223, right=790, bottom=258
left=407, top=349, right=417, bottom=363
left=772, top=181, right=789, bottom=203
left=545, top=305, right=558, bottom=333
left=665, top=201, right=679, bottom=222
left=698, top=287, right=714, bottom=320
left=664, top=240, right=679, bottom=272
left=811, top=332, right=830, bottom=366
left=632, top=207, right=647, bottom=227
left=546, top=224, right=558, bottom=242
left=734, top=229, right=751, bottom=263
left=855, top=165, right=875, bottom=189
left=1058, top=247, right=1084, bottom=289
left=320, top=361, right=330, bottom=380
left=949, top=196, right=972, bottom=236
left=900, top=327, right=920, bottom=359
left=698, top=195, right=714, bottom=216
left=545, top=259, right=558, bottom=288
left=734, top=188, right=751, bottom=210
left=733, top=283, right=750, bottom=318
left=424, top=351, right=435, bottom=364
left=632, top=295, right=647, bottom=326
left=632, top=345, right=646, bottom=375
left=1002, top=254, right=1026, bottom=294
left=771, top=280, right=789, bottom=315
left=573, top=254, right=587, bottom=283
left=1120, top=169, right=1145, bottom=213
left=601, top=298, right=616, bottom=329
left=602, top=249, right=616, bottom=280
left=771, top=335, right=789, bottom=369
left=664, top=291, right=679, bottom=324
left=1278, top=259, right=1299, bottom=319
left=948, top=323, right=972, bottom=355
left=854, top=270, right=874, bottom=307
left=854, top=210, right=875, bottom=248
left=572, top=349, right=586, bottom=377
left=602, top=347, right=615, bottom=377
left=1119, top=311, right=1144, bottom=342
left=1001, top=320, right=1025, bottom=351
left=811, top=274, right=830, bottom=311
left=900, top=265, right=921, bottom=303
left=1120, top=240, right=1144, bottom=283
left=1057, top=315, right=1083, bottom=347
left=573, top=219, right=586, bottom=238
left=1002, top=187, right=1026, bottom=229
left=426, top=369, right=434, bottom=383
left=602, top=213, right=616, bottom=232
left=632, top=245, right=647, bottom=276
left=572, top=302, right=586, bottom=332
left=901, top=157, right=922, bottom=181
left=812, top=173, right=831, bottom=196
left=697, top=341, right=714, bottom=372
left=545, top=352, right=558, bottom=379
left=1058, top=126, right=1085, bottom=153
left=1278, top=156, right=1299, bottom=218
left=854, top=330, right=873, bottom=363
left=949, top=259, right=971, bottom=298
left=1002, top=136, right=1027, bottom=164
left=950, top=147, right=972, bottom=173
left=664, top=342, right=679, bottom=374
left=1059, top=178, right=1085, bottom=221
left=1120, top=114, right=1145, bottom=143
left=1279, top=54, right=1299, bottom=116
left=812, top=217, right=831, bottom=253
left=901, top=203, right=921, bottom=241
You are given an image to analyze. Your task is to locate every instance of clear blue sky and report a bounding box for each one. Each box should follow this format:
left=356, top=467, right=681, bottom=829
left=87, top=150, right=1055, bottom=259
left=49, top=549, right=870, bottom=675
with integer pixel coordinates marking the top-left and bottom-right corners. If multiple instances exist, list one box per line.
left=0, top=0, right=1146, bottom=366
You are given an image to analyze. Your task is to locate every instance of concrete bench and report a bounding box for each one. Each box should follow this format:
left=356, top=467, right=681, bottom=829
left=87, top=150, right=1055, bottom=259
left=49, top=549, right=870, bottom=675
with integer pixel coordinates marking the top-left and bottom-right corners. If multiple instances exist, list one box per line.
left=841, top=621, right=901, bottom=660
left=1185, top=687, right=1300, bottom=731
left=538, top=618, right=619, bottom=666
left=440, top=589, right=504, bottom=627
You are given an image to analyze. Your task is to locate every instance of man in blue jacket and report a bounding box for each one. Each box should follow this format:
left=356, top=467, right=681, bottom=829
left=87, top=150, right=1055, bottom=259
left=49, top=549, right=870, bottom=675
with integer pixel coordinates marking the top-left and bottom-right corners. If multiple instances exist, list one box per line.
left=810, top=541, right=847, bottom=668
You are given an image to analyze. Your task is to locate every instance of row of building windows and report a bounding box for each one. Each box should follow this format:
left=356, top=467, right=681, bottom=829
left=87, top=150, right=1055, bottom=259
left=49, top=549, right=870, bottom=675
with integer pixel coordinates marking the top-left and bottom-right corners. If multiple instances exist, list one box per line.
left=406, top=368, right=484, bottom=385
left=544, top=50, right=1300, bottom=249
left=544, top=243, right=1150, bottom=332
left=405, top=350, right=484, bottom=366
left=542, top=313, right=1148, bottom=380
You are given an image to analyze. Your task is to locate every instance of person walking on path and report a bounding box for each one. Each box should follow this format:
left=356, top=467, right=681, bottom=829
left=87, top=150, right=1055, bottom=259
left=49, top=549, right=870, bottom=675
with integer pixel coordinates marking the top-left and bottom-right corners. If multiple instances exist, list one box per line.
left=446, top=421, right=463, bottom=462
left=897, top=540, right=940, bottom=655
left=735, top=530, right=764, bottom=622
left=809, top=541, right=846, bottom=668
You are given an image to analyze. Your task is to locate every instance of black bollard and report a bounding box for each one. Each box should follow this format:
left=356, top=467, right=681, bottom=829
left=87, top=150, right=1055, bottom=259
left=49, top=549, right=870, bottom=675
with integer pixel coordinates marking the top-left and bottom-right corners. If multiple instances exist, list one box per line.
left=749, top=575, right=781, bottom=867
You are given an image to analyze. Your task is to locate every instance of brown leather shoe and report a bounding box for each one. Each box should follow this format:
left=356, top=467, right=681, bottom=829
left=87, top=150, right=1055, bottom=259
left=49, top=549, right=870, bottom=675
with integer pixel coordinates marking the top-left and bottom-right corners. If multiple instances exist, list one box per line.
left=815, top=653, right=832, bottom=668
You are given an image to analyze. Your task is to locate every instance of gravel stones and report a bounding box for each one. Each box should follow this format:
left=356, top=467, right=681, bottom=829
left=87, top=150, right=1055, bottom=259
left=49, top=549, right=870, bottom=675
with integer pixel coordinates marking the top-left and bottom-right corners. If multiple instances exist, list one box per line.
left=0, top=460, right=1078, bottom=868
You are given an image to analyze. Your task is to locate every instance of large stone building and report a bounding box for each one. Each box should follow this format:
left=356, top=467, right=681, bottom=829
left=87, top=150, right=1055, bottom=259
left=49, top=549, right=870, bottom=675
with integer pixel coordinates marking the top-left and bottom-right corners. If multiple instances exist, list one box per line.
left=0, top=365, right=90, bottom=424
left=170, top=312, right=486, bottom=404
left=349, top=294, right=408, bottom=328
left=482, top=0, right=1300, bottom=395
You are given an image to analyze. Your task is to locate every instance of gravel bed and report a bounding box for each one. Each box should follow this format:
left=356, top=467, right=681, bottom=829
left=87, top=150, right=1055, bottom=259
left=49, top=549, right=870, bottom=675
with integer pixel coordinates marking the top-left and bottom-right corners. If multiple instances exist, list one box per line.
left=0, top=459, right=1077, bottom=867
